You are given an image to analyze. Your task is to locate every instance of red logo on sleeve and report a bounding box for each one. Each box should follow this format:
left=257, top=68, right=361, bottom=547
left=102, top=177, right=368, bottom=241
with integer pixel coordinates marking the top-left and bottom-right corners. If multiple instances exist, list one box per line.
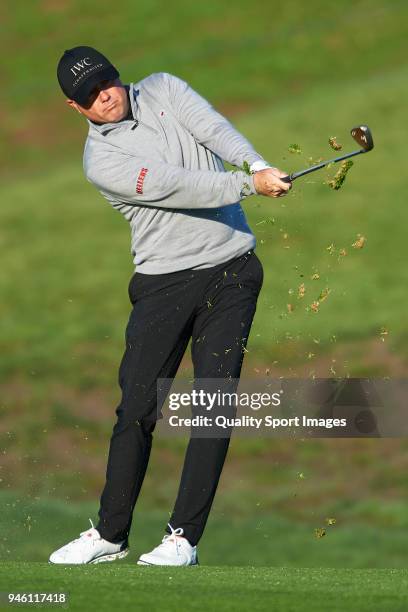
left=136, top=167, right=148, bottom=194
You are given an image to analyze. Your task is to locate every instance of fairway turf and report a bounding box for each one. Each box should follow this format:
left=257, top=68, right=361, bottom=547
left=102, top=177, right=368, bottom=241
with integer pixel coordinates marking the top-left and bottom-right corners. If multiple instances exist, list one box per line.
left=1, top=563, right=408, bottom=612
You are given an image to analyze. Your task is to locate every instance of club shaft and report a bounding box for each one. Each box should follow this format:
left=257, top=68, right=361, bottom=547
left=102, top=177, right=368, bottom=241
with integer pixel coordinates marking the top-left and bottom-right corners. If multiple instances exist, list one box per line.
left=284, top=148, right=365, bottom=182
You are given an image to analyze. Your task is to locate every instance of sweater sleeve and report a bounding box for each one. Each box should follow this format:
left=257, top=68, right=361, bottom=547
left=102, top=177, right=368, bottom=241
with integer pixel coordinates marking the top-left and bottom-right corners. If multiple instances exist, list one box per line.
left=85, top=151, right=257, bottom=210
left=162, top=72, right=270, bottom=169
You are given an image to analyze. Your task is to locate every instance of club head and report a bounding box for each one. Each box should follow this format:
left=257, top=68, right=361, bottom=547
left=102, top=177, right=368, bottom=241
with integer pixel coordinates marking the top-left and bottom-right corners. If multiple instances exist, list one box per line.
left=351, top=125, right=374, bottom=152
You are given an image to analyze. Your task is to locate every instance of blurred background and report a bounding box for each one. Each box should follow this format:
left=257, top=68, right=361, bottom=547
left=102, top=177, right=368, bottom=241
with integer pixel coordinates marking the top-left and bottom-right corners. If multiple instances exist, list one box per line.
left=1, top=0, right=408, bottom=567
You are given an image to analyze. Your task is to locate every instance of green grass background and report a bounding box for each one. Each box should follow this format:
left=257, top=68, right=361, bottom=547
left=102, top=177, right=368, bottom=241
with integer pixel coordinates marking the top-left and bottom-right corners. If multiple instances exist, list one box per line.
left=1, top=2, right=408, bottom=608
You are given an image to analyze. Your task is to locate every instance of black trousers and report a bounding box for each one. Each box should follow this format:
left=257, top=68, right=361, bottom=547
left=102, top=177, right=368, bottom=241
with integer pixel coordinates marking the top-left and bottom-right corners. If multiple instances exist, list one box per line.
left=96, top=249, right=263, bottom=546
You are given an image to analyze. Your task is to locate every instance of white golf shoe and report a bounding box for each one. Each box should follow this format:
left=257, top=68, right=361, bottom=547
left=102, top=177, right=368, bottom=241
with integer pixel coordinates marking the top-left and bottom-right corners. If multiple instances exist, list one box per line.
left=137, top=524, right=199, bottom=566
left=48, top=518, right=129, bottom=564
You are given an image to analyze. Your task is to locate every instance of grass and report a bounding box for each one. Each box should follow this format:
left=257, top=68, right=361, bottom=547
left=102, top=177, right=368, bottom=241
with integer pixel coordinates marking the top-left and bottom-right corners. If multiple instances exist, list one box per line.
left=2, top=563, right=408, bottom=612
left=2, top=488, right=408, bottom=611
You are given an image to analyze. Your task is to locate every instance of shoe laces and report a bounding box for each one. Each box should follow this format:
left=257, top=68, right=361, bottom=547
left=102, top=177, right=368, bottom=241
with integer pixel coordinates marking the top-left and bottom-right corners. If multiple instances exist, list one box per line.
left=72, top=518, right=101, bottom=546
left=160, top=523, right=185, bottom=556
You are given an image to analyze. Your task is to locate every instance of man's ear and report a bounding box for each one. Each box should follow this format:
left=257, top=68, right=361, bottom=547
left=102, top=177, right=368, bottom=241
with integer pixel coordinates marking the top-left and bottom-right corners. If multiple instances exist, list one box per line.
left=66, top=99, right=82, bottom=114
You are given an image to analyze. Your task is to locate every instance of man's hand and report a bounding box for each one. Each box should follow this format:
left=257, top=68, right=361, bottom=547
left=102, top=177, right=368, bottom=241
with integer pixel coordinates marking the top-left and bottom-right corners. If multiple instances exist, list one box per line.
left=253, top=167, right=292, bottom=198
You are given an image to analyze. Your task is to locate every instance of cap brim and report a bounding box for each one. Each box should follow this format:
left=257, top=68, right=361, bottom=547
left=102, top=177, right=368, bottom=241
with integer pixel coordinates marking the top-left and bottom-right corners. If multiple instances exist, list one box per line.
left=73, top=65, right=120, bottom=106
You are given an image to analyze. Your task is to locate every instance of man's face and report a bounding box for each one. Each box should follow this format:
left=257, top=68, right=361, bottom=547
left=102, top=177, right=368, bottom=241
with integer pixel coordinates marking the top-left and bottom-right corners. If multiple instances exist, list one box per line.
left=66, top=78, right=129, bottom=124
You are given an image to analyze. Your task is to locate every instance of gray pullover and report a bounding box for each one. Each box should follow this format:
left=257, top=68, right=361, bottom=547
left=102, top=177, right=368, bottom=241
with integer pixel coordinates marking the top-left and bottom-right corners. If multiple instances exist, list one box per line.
left=83, top=72, right=270, bottom=273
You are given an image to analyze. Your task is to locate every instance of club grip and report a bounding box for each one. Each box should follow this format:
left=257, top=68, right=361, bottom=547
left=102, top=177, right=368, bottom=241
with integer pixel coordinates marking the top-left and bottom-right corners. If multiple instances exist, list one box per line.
left=281, top=175, right=293, bottom=183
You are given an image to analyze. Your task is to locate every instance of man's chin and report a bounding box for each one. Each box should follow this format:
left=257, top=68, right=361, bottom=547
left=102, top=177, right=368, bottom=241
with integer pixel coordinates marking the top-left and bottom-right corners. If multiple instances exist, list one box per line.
left=105, top=108, right=126, bottom=123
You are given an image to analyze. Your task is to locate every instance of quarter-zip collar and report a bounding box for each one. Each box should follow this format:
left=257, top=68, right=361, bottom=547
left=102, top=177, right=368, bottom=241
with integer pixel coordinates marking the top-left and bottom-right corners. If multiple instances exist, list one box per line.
left=87, top=83, right=139, bottom=136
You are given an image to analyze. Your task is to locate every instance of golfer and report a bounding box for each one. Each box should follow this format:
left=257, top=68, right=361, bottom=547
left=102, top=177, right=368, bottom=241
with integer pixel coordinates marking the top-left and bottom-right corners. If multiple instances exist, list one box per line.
left=49, top=46, right=291, bottom=566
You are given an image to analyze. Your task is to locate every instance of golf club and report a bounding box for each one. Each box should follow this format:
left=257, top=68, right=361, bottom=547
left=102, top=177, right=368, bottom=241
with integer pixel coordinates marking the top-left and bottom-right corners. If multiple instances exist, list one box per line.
left=281, top=125, right=374, bottom=183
